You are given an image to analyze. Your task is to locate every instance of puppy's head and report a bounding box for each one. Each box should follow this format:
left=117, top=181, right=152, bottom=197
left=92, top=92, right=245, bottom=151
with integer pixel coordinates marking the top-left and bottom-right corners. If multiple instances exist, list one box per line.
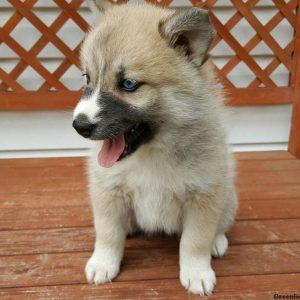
left=73, top=1, right=215, bottom=167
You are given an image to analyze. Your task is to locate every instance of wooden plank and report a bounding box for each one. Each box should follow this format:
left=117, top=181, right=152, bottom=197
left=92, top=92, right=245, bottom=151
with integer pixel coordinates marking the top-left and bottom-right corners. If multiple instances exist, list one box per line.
left=0, top=80, right=294, bottom=106
left=0, top=206, right=92, bottom=230
left=238, top=199, right=300, bottom=220
left=1, top=155, right=300, bottom=231
left=236, top=170, right=300, bottom=185
left=2, top=157, right=300, bottom=196
left=0, top=165, right=84, bottom=179
left=3, top=162, right=300, bottom=183
left=226, top=87, right=293, bottom=105
left=0, top=190, right=86, bottom=209
left=237, top=184, right=300, bottom=200
left=3, top=159, right=300, bottom=180
left=236, top=159, right=300, bottom=172
left=0, top=91, right=81, bottom=110
left=0, top=179, right=84, bottom=196
left=1, top=189, right=300, bottom=230
left=235, top=151, right=294, bottom=160
left=3, top=179, right=300, bottom=200
left=3, top=170, right=300, bottom=194
left=0, top=152, right=292, bottom=168
left=0, top=227, right=96, bottom=256
left=0, top=190, right=88, bottom=209
left=288, top=1, right=300, bottom=158
left=0, top=243, right=299, bottom=288
left=2, top=159, right=300, bottom=181
left=1, top=219, right=300, bottom=256
left=1, top=185, right=300, bottom=217
left=0, top=88, right=293, bottom=110
left=228, top=219, right=300, bottom=245
left=4, top=160, right=299, bottom=179
left=1, top=198, right=300, bottom=230
left=1, top=274, right=300, bottom=300
left=0, top=157, right=85, bottom=168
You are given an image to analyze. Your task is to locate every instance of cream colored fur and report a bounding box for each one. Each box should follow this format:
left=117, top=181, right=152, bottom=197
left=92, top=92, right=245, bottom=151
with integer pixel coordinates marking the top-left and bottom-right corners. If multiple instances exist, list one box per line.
left=76, top=1, right=238, bottom=296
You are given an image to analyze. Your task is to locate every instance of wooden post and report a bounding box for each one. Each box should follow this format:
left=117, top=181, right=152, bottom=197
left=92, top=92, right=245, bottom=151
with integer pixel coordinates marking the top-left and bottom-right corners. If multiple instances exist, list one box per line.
left=288, top=4, right=300, bottom=158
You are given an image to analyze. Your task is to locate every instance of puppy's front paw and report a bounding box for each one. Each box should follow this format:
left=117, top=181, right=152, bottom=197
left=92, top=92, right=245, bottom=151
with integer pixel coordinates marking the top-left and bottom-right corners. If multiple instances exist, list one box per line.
left=180, top=263, right=216, bottom=296
left=85, top=254, right=120, bottom=285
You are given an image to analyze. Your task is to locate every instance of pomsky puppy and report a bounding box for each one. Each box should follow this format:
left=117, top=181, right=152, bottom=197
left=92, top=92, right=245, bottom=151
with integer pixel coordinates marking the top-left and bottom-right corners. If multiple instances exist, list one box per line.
left=73, top=0, right=237, bottom=295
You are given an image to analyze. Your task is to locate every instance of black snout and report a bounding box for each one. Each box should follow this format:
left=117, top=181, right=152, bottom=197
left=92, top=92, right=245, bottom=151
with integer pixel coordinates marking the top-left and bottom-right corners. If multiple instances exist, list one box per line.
left=72, top=115, right=94, bottom=138
left=73, top=93, right=144, bottom=140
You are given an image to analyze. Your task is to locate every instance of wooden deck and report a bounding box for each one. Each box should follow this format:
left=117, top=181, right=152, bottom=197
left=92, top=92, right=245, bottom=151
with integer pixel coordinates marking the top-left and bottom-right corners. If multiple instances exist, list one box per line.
left=0, top=151, right=300, bottom=299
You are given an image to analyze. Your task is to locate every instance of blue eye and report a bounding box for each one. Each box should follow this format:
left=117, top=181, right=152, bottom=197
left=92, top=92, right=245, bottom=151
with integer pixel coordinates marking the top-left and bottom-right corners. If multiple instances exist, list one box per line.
left=120, top=79, right=140, bottom=92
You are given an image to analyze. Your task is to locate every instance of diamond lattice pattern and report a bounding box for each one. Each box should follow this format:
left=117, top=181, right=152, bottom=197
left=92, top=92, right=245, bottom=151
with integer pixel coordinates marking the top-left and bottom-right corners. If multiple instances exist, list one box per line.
left=0, top=0, right=297, bottom=98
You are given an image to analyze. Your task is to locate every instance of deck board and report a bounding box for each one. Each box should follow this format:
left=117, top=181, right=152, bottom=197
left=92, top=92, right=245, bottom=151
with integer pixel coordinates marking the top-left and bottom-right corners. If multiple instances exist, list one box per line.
left=1, top=243, right=300, bottom=288
left=1, top=274, right=300, bottom=300
left=1, top=219, right=299, bottom=256
left=0, top=151, right=299, bottom=299
left=2, top=198, right=300, bottom=230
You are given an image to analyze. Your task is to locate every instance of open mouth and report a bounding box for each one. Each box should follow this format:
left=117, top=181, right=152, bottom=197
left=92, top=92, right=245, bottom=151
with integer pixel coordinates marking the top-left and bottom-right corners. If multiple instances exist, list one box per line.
left=98, top=122, right=152, bottom=168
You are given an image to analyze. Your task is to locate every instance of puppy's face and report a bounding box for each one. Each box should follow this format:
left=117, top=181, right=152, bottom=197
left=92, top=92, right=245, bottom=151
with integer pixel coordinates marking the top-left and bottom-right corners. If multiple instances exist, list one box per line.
left=73, top=4, right=215, bottom=168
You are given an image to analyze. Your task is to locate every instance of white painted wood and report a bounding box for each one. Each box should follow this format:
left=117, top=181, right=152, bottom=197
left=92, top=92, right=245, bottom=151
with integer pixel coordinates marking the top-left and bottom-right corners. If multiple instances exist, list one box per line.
left=0, top=105, right=292, bottom=157
left=225, top=105, right=292, bottom=144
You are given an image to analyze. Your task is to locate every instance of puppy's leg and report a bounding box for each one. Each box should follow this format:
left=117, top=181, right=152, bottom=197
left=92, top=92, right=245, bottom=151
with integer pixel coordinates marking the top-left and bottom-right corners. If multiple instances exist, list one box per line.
left=180, top=194, right=221, bottom=296
left=212, top=185, right=237, bottom=258
left=85, top=192, right=128, bottom=285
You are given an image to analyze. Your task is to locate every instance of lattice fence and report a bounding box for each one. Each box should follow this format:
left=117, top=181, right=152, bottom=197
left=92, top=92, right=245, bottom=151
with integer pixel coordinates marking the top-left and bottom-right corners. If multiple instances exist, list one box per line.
left=0, top=0, right=299, bottom=110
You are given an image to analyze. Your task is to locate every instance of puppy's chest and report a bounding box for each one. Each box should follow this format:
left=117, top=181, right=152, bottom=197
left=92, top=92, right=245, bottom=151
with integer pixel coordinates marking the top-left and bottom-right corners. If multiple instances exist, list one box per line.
left=131, top=187, right=183, bottom=234
left=120, top=157, right=189, bottom=234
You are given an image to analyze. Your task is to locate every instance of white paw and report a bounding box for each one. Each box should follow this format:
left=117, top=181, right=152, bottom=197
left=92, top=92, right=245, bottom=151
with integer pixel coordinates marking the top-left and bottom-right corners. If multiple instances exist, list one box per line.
left=180, top=262, right=216, bottom=295
left=85, top=254, right=120, bottom=285
left=212, top=234, right=228, bottom=258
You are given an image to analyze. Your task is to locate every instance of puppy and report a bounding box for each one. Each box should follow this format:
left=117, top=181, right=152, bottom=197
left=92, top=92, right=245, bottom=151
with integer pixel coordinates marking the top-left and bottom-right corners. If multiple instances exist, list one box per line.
left=73, top=0, right=237, bottom=295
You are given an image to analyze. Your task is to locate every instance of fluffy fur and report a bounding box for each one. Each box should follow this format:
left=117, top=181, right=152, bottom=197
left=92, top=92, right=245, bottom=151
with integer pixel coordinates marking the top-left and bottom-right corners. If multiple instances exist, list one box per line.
left=74, top=1, right=237, bottom=296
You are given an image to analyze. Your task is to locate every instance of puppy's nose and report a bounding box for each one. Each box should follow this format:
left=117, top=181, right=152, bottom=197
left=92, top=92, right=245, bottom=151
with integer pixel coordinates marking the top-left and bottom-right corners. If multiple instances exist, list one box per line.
left=72, top=118, right=94, bottom=138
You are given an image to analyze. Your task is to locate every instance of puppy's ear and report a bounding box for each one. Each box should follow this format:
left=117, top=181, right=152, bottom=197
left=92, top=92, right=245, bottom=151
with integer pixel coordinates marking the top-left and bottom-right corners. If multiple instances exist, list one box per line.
left=86, top=0, right=113, bottom=15
left=159, top=8, right=215, bottom=65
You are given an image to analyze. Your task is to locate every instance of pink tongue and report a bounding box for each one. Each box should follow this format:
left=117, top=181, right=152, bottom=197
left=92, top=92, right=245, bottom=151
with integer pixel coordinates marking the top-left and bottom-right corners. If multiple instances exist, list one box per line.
left=98, top=134, right=125, bottom=168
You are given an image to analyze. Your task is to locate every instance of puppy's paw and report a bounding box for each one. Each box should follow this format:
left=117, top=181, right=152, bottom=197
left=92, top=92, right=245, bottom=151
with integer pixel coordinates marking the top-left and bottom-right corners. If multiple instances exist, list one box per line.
left=212, top=234, right=228, bottom=258
left=85, top=254, right=120, bottom=285
left=180, top=263, right=216, bottom=295
left=180, top=260, right=216, bottom=296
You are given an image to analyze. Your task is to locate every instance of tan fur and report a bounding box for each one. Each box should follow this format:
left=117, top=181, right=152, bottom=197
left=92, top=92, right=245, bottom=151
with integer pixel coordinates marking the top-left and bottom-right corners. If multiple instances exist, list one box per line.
left=76, top=1, right=238, bottom=296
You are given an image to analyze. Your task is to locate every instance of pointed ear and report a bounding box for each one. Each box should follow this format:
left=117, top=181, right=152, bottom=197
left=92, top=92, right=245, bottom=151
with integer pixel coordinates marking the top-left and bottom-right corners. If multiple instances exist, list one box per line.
left=159, top=8, right=215, bottom=65
left=86, top=0, right=114, bottom=16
